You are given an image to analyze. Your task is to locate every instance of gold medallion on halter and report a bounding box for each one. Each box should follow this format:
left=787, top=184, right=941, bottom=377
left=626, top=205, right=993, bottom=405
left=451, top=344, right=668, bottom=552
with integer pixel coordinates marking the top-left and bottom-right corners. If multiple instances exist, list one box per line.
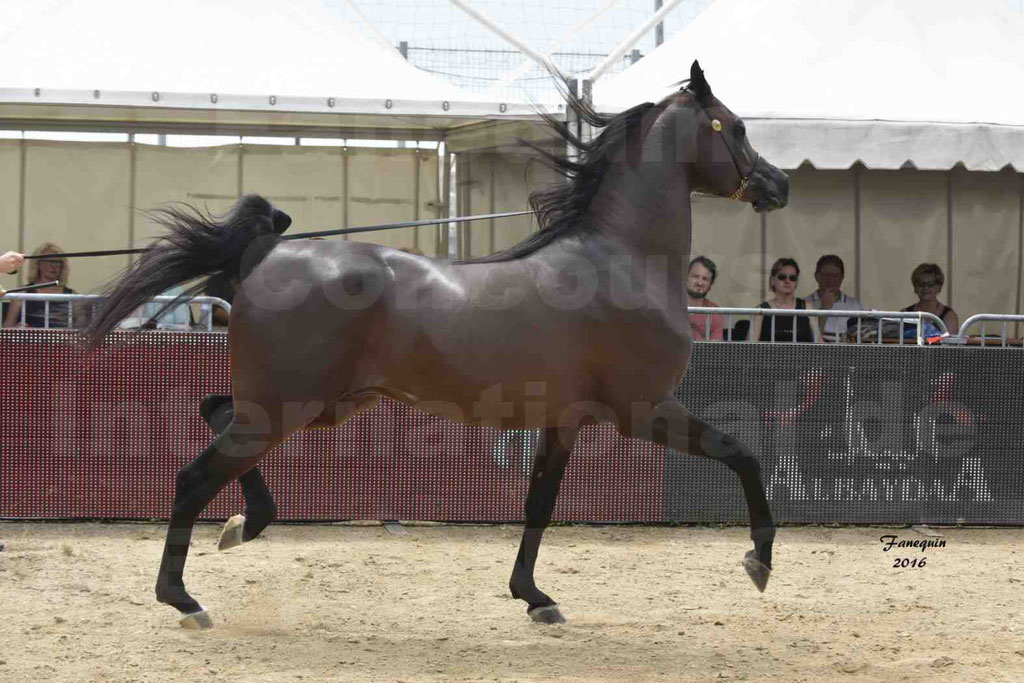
left=711, top=119, right=722, bottom=132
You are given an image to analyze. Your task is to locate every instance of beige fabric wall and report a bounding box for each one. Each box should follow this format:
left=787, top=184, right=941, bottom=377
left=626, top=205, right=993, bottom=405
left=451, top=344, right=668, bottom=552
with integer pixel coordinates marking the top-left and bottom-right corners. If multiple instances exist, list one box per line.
left=860, top=170, right=948, bottom=312
left=952, top=169, right=1021, bottom=326
left=457, top=152, right=557, bottom=259
left=242, top=145, right=344, bottom=244
left=690, top=195, right=763, bottom=306
left=1, top=142, right=434, bottom=300
left=1017, top=179, right=1024, bottom=332
left=0, top=141, right=20, bottom=294
left=135, top=144, right=240, bottom=245
left=347, top=149, right=439, bottom=255
left=765, top=168, right=857, bottom=305
left=415, top=151, right=441, bottom=256
left=5, top=136, right=1020, bottom=330
left=24, top=141, right=132, bottom=294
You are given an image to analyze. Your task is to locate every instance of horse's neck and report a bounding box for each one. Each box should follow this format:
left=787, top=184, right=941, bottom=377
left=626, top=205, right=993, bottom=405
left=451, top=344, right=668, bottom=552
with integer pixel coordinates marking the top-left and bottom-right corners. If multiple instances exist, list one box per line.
left=585, top=163, right=692, bottom=266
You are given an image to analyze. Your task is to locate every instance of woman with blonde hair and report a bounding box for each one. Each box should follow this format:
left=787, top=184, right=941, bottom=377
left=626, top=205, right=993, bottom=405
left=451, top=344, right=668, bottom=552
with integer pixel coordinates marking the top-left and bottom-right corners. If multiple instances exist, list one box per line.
left=902, top=263, right=959, bottom=332
left=3, top=242, right=76, bottom=328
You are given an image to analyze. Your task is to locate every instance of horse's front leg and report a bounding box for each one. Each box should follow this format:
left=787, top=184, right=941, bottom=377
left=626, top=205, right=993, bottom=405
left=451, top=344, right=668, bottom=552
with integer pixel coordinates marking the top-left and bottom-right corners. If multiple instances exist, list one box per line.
left=509, top=426, right=578, bottom=624
left=636, top=398, right=775, bottom=591
left=199, top=394, right=278, bottom=550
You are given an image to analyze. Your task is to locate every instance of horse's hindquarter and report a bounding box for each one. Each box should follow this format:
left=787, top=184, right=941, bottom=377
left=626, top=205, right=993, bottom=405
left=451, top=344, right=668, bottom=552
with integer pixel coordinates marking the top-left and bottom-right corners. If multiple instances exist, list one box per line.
left=228, top=242, right=399, bottom=403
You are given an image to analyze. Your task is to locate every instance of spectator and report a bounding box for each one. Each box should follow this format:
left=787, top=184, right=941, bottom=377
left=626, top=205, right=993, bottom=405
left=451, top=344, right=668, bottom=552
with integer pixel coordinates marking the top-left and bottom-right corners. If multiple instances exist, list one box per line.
left=686, top=255, right=726, bottom=341
left=805, top=254, right=865, bottom=342
left=903, top=263, right=959, bottom=333
left=3, top=243, right=76, bottom=328
left=752, top=257, right=819, bottom=343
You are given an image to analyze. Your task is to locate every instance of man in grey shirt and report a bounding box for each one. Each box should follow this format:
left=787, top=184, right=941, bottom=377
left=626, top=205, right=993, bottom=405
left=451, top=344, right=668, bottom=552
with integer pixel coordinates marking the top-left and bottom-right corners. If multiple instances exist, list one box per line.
left=805, top=254, right=864, bottom=342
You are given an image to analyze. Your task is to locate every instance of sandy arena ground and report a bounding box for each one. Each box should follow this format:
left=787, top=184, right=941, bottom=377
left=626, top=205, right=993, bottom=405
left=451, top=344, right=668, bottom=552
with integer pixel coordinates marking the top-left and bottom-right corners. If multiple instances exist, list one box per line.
left=0, top=522, right=1022, bottom=682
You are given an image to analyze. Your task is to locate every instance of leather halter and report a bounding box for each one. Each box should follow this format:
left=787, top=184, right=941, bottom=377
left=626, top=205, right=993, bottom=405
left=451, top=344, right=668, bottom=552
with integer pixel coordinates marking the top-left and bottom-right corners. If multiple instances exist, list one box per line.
left=688, top=93, right=761, bottom=201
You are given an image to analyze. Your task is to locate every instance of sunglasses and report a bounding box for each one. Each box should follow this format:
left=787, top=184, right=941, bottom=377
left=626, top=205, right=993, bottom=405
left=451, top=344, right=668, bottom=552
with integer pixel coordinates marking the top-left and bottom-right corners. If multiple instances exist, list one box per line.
left=39, top=259, right=64, bottom=268
left=914, top=280, right=939, bottom=288
left=775, top=273, right=798, bottom=282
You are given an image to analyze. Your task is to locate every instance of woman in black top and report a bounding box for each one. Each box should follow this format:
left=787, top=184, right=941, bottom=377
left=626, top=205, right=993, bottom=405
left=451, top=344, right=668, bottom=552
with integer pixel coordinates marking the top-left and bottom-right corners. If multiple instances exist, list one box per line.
left=902, top=263, right=959, bottom=333
left=3, top=243, right=76, bottom=328
left=752, top=257, right=819, bottom=343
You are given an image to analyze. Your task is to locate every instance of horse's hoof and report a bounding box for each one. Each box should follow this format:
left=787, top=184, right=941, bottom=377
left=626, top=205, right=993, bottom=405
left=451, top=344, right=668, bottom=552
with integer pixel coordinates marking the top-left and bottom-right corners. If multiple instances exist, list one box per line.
left=528, top=604, right=567, bottom=624
left=218, top=515, right=246, bottom=551
left=179, top=608, right=213, bottom=630
left=743, top=550, right=772, bottom=593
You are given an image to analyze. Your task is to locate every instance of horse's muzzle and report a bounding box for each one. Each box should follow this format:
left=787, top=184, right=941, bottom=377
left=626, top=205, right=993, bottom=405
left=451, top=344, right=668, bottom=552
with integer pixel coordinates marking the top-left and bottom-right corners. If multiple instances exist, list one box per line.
left=750, top=163, right=789, bottom=213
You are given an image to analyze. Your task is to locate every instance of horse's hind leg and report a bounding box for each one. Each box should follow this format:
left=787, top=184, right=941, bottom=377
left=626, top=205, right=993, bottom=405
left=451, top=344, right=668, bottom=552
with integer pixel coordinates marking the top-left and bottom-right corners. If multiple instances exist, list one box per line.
left=639, top=399, right=775, bottom=592
left=199, top=394, right=277, bottom=550
left=155, top=414, right=287, bottom=628
left=509, top=426, right=578, bottom=624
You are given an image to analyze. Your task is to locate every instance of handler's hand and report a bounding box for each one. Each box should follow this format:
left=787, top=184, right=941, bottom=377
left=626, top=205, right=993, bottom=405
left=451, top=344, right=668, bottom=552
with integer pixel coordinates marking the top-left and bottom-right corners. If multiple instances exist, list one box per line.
left=1, top=250, right=25, bottom=275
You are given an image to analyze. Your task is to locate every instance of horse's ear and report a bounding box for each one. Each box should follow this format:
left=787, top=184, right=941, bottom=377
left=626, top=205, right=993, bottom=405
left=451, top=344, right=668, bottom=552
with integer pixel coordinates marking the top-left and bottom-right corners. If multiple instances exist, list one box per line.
left=689, top=60, right=712, bottom=100
left=272, top=209, right=292, bottom=234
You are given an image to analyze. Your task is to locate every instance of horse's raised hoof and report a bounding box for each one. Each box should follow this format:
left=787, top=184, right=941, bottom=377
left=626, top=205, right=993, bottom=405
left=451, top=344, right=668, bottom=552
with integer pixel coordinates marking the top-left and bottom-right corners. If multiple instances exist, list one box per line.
left=179, top=608, right=213, bottom=630
left=743, top=550, right=772, bottom=593
left=218, top=514, right=246, bottom=551
left=528, top=604, right=567, bottom=624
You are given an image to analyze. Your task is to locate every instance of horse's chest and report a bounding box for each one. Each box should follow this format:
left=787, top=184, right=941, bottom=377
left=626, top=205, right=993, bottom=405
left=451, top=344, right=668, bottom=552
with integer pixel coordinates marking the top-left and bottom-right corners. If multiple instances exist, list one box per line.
left=605, top=307, right=691, bottom=361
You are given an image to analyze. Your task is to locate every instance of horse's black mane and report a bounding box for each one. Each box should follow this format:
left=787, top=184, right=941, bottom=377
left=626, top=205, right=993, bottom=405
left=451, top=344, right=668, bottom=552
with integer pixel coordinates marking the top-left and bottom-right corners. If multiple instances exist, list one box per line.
left=457, top=84, right=664, bottom=264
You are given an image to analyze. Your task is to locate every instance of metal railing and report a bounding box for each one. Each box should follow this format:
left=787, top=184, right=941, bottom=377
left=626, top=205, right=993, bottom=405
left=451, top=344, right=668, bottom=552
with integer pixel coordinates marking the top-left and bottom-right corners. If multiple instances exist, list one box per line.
left=690, top=307, right=948, bottom=345
left=13, top=295, right=1021, bottom=347
left=952, top=314, right=1024, bottom=347
left=0, top=293, right=231, bottom=331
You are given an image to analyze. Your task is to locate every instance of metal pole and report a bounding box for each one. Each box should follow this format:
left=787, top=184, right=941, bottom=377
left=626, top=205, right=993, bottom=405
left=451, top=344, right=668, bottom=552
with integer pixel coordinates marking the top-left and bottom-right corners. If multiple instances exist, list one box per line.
left=655, top=0, right=664, bottom=46
left=586, top=0, right=684, bottom=84
left=448, top=0, right=570, bottom=82
left=484, top=0, right=621, bottom=96
left=566, top=79, right=581, bottom=164
left=437, top=141, right=450, bottom=258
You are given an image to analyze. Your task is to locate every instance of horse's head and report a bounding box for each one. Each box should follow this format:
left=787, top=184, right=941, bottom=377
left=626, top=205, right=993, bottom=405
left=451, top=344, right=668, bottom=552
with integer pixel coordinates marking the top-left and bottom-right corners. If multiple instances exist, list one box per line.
left=664, top=61, right=789, bottom=213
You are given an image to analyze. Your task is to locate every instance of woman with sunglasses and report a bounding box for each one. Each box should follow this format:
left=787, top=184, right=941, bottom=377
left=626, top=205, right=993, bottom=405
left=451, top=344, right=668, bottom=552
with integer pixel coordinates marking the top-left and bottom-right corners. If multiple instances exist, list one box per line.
left=902, top=263, right=959, bottom=333
left=3, top=242, right=76, bottom=328
left=751, top=257, right=819, bottom=343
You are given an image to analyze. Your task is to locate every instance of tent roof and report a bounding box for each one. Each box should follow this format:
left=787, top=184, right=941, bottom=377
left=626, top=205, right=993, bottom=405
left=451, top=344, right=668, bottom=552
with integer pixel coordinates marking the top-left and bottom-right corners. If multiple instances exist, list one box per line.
left=595, top=0, right=1024, bottom=171
left=0, top=0, right=542, bottom=138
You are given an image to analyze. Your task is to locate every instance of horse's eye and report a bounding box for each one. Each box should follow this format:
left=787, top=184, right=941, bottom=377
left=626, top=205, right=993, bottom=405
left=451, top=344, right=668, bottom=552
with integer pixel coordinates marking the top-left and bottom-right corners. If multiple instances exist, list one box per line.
left=735, top=122, right=746, bottom=138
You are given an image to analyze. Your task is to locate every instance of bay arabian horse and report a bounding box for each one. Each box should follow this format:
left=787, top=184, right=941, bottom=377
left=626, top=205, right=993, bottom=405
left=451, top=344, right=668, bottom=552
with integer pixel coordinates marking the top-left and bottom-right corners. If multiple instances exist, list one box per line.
left=85, top=61, right=789, bottom=628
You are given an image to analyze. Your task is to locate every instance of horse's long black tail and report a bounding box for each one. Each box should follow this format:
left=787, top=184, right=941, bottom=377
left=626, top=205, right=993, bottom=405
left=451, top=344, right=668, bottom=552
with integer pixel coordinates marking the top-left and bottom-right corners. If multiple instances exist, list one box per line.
left=82, top=194, right=291, bottom=349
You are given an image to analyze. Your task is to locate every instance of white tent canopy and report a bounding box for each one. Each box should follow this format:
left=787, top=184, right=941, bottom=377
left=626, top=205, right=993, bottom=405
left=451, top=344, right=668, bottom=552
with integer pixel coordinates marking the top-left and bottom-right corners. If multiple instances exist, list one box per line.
left=0, top=0, right=539, bottom=138
left=595, top=0, right=1024, bottom=170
